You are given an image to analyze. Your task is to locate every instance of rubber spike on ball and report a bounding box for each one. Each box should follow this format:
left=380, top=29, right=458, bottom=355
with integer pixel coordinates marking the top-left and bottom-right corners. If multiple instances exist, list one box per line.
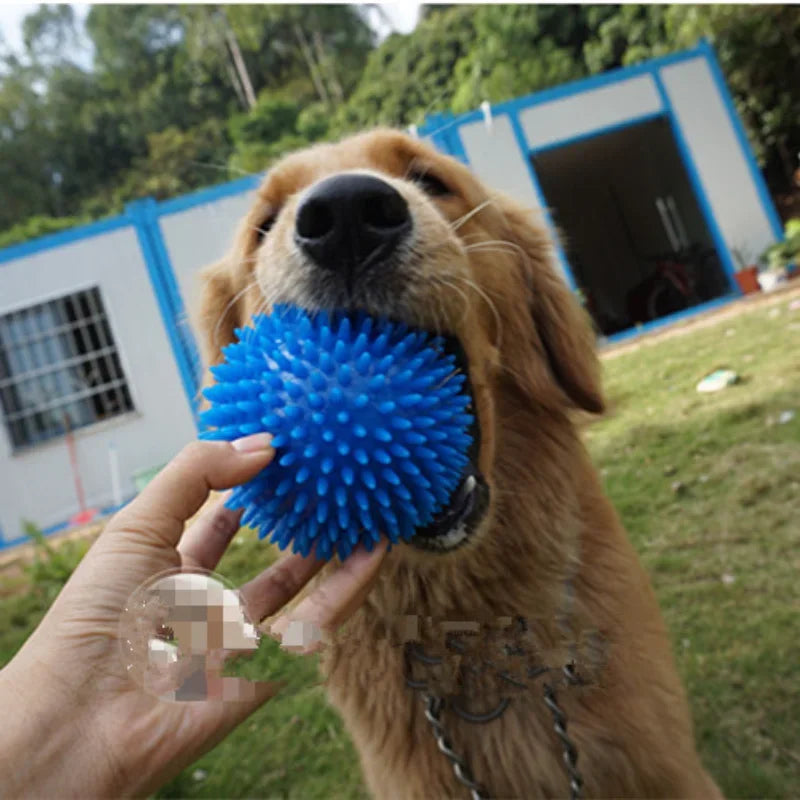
left=199, top=304, right=474, bottom=561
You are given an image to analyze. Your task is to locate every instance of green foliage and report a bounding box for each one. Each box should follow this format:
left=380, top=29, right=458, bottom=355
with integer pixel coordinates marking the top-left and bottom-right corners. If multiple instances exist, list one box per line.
left=0, top=214, right=90, bottom=249
left=582, top=5, right=800, bottom=182
left=1, top=4, right=798, bottom=247
left=114, top=120, right=233, bottom=204
left=228, top=96, right=309, bottom=174
left=229, top=96, right=301, bottom=147
left=761, top=218, right=800, bottom=273
left=450, top=5, right=591, bottom=112
left=22, top=521, right=89, bottom=604
left=336, top=7, right=476, bottom=130
left=0, top=4, right=372, bottom=240
left=296, top=102, right=330, bottom=141
left=4, top=298, right=800, bottom=794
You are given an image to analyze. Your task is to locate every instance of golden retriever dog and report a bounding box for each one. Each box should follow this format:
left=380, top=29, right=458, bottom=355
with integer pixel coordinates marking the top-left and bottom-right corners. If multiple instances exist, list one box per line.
left=197, top=130, right=722, bottom=799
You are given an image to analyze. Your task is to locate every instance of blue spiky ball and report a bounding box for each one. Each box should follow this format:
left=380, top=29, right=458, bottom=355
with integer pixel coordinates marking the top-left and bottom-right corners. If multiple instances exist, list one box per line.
left=199, top=305, right=473, bottom=561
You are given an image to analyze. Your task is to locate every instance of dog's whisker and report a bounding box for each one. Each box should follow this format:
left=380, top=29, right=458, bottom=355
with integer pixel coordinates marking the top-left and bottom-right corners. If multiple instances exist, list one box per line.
left=429, top=276, right=471, bottom=330
left=464, top=240, right=527, bottom=260
left=450, top=198, right=494, bottom=232
left=446, top=274, right=504, bottom=352
left=212, top=277, right=260, bottom=353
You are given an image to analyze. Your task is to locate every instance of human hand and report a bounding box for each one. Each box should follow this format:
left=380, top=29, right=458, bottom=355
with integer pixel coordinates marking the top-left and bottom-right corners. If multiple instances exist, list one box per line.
left=0, top=434, right=387, bottom=798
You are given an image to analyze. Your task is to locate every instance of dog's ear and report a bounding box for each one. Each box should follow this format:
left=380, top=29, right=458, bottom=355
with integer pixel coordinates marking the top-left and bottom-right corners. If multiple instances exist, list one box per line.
left=196, top=257, right=245, bottom=369
left=499, top=198, right=605, bottom=414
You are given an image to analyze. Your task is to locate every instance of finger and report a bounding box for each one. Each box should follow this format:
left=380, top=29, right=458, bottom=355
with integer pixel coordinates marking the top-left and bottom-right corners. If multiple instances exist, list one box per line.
left=238, top=550, right=326, bottom=623
left=110, top=434, right=273, bottom=549
left=178, top=491, right=243, bottom=570
left=270, top=541, right=387, bottom=652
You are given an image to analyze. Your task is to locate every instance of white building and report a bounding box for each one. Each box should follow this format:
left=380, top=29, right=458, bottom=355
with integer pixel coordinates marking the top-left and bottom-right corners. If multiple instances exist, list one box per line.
left=0, top=42, right=782, bottom=546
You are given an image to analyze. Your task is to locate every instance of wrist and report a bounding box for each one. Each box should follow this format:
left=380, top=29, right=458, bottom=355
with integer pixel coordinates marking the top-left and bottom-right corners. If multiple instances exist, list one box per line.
left=0, top=655, right=127, bottom=799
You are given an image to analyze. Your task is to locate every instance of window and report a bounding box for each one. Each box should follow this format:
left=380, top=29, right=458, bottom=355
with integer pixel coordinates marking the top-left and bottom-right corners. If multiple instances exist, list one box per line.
left=0, top=287, right=134, bottom=449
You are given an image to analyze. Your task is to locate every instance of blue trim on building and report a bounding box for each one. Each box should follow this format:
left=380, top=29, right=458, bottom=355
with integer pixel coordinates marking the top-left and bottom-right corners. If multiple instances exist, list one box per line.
left=126, top=199, right=200, bottom=418
left=506, top=110, right=577, bottom=291
left=420, top=44, right=709, bottom=140
left=651, top=70, right=741, bottom=296
left=529, top=111, right=666, bottom=156
left=0, top=214, right=131, bottom=266
left=138, top=199, right=203, bottom=404
left=604, top=294, right=737, bottom=345
left=0, top=497, right=135, bottom=552
left=419, top=41, right=778, bottom=333
left=156, top=174, right=263, bottom=217
left=418, top=111, right=465, bottom=142
left=0, top=531, right=32, bottom=551
left=697, top=38, right=784, bottom=241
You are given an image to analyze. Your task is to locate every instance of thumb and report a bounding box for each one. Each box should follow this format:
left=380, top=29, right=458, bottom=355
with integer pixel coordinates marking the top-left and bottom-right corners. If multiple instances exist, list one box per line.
left=108, top=434, right=274, bottom=549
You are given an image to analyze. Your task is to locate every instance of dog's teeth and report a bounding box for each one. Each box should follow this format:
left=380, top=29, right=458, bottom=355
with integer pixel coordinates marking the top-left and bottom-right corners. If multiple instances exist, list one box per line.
left=438, top=523, right=469, bottom=549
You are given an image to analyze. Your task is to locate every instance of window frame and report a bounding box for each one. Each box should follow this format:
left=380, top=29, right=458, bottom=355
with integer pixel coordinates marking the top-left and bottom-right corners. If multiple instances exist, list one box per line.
left=0, top=285, right=136, bottom=452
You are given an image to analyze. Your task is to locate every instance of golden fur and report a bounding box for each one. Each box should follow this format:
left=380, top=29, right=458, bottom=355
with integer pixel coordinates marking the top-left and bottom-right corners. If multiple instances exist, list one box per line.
left=197, top=130, right=722, bottom=798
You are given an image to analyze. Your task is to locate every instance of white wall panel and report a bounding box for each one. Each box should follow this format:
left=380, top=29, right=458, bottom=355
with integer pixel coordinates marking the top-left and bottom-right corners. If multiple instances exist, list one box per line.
left=159, top=192, right=258, bottom=326
left=519, top=75, right=661, bottom=151
left=459, top=115, right=542, bottom=208
left=0, top=228, right=196, bottom=542
left=659, top=58, right=775, bottom=264
left=458, top=115, right=571, bottom=284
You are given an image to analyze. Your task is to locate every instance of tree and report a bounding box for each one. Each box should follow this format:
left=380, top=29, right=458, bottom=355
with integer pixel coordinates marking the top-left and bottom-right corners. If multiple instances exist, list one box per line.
left=22, top=4, right=80, bottom=65
left=670, top=5, right=800, bottom=188
left=336, top=6, right=476, bottom=130
left=582, top=5, right=800, bottom=190
left=1, top=3, right=798, bottom=245
left=450, top=5, right=595, bottom=112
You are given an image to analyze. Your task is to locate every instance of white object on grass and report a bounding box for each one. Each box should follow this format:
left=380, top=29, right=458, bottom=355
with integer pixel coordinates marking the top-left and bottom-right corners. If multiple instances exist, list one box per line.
left=696, top=369, right=739, bottom=393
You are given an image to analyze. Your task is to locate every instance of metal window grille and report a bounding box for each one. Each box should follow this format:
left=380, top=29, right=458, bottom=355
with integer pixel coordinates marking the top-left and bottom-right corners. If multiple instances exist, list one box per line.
left=0, top=287, right=134, bottom=450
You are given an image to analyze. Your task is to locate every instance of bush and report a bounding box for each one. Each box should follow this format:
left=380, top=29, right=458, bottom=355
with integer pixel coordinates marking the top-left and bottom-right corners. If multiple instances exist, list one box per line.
left=0, top=214, right=90, bottom=250
left=761, top=218, right=800, bottom=272
left=229, top=95, right=301, bottom=146
left=296, top=102, right=330, bottom=141
left=23, top=521, right=89, bottom=604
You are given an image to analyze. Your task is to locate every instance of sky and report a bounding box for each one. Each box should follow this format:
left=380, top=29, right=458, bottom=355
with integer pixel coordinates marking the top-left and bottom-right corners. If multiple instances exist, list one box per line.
left=0, top=2, right=422, bottom=58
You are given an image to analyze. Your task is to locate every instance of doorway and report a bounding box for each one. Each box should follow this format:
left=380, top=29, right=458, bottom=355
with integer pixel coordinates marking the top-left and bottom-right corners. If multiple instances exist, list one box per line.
left=533, top=117, right=732, bottom=336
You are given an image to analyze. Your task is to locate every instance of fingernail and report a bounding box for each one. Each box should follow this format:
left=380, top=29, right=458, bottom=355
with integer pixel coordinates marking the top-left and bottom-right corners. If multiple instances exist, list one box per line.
left=232, top=433, right=274, bottom=453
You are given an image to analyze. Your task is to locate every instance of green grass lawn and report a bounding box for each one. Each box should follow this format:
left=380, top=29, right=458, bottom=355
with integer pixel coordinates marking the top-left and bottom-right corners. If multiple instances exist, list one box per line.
left=2, top=292, right=798, bottom=798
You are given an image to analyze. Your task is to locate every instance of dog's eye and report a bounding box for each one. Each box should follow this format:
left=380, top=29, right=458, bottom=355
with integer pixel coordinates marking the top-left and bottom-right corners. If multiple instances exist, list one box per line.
left=255, top=216, right=276, bottom=243
left=410, top=170, right=452, bottom=198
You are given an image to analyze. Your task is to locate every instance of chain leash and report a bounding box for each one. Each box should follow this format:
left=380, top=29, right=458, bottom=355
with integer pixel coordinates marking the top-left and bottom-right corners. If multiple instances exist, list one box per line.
left=419, top=691, right=489, bottom=800
left=405, top=642, right=585, bottom=800
left=543, top=663, right=584, bottom=800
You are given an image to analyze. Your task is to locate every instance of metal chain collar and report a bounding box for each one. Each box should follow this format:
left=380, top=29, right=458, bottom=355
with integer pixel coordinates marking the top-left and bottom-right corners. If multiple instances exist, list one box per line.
left=404, top=638, right=585, bottom=800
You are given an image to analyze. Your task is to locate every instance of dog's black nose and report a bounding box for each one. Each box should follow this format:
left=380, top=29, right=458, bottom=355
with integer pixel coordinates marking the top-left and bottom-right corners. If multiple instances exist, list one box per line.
left=294, top=174, right=411, bottom=275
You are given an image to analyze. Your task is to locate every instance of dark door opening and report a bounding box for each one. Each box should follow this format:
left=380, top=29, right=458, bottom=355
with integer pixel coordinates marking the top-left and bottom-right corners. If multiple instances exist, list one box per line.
left=533, top=117, right=732, bottom=336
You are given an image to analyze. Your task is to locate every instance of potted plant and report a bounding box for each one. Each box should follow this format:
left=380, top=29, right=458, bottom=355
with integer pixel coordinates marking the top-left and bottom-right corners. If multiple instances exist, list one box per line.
left=731, top=245, right=761, bottom=294
left=760, top=218, right=800, bottom=289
